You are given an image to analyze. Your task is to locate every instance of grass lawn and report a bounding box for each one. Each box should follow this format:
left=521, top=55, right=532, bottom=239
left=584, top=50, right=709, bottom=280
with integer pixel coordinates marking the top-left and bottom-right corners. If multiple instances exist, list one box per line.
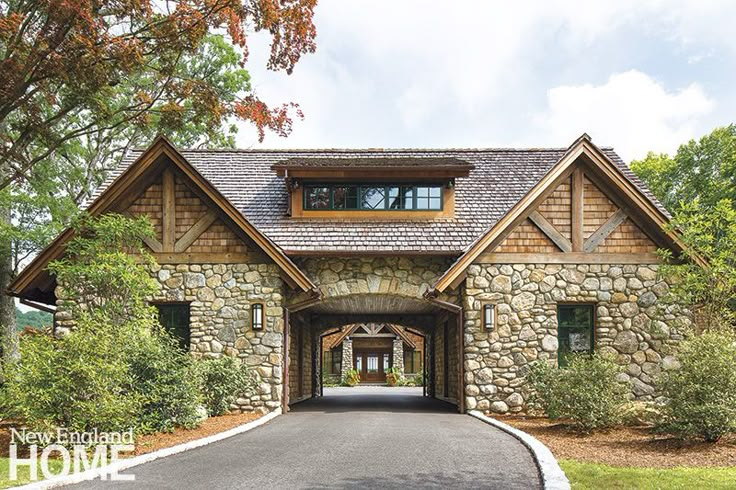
left=560, top=459, right=736, bottom=489
left=0, top=457, right=66, bottom=489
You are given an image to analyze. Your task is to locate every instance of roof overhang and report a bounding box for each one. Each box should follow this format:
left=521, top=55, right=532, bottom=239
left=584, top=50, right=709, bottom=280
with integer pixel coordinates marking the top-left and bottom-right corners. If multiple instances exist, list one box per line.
left=429, top=133, right=692, bottom=294
left=9, top=136, right=317, bottom=304
left=272, top=157, right=474, bottom=180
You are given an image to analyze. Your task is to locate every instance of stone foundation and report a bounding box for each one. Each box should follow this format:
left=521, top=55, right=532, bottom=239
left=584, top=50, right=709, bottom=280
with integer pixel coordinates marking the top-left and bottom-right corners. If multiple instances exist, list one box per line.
left=464, top=263, right=690, bottom=413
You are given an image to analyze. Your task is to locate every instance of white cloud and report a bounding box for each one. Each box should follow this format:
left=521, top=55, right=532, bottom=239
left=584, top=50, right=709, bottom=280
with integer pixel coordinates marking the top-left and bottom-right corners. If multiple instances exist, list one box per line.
left=233, top=1, right=732, bottom=160
left=533, top=70, right=714, bottom=160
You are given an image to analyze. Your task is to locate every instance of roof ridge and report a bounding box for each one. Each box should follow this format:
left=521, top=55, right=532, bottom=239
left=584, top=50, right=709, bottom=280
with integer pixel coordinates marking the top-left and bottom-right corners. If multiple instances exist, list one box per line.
left=130, top=146, right=616, bottom=153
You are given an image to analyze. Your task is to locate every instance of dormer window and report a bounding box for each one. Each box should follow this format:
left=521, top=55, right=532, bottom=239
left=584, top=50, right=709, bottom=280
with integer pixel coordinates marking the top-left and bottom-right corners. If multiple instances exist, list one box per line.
left=304, top=184, right=443, bottom=211
left=272, top=156, right=474, bottom=218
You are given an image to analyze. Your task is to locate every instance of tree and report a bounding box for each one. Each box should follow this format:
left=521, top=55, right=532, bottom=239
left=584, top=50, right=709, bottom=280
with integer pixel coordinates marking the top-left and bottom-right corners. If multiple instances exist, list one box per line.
left=15, top=307, right=52, bottom=329
left=0, top=0, right=318, bottom=362
left=0, top=0, right=317, bottom=187
left=631, top=125, right=736, bottom=212
left=658, top=199, right=736, bottom=332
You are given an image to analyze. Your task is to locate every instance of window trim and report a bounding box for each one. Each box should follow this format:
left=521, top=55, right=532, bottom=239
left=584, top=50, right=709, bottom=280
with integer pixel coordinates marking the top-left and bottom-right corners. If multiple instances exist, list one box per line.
left=303, top=183, right=444, bottom=211
left=556, top=303, right=595, bottom=367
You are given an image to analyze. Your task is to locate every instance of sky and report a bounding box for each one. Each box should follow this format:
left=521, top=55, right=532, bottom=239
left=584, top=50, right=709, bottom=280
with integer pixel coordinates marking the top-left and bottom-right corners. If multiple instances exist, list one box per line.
left=236, top=0, right=735, bottom=163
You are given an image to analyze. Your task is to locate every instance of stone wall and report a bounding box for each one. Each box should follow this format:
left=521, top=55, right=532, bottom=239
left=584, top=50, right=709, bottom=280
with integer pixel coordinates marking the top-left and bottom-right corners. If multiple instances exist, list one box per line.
left=55, top=262, right=286, bottom=414
left=392, top=338, right=404, bottom=376
left=464, top=263, right=690, bottom=414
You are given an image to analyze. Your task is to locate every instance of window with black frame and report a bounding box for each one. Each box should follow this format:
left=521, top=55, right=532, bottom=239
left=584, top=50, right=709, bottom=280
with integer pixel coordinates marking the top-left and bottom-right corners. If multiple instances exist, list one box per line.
left=156, top=303, right=191, bottom=351
left=303, top=183, right=443, bottom=211
left=557, top=304, right=594, bottom=367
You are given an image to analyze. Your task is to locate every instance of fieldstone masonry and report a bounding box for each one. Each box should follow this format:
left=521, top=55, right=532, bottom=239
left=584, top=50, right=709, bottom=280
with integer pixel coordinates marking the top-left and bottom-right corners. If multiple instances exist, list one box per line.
left=392, top=338, right=405, bottom=377
left=464, top=263, right=690, bottom=413
left=341, top=338, right=353, bottom=381
left=56, top=262, right=286, bottom=414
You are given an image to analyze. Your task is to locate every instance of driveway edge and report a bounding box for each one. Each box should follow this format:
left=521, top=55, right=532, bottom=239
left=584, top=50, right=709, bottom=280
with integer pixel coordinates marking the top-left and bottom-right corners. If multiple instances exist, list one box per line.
left=17, top=409, right=282, bottom=489
left=468, top=410, right=570, bottom=490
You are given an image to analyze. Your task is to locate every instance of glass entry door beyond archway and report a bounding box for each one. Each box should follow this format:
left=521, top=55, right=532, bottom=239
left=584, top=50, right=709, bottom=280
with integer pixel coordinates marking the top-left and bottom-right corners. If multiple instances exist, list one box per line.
left=354, top=350, right=392, bottom=383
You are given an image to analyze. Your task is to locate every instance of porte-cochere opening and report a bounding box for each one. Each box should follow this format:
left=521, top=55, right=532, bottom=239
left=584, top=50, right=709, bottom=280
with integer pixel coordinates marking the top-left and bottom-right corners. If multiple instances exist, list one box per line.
left=284, top=293, right=463, bottom=413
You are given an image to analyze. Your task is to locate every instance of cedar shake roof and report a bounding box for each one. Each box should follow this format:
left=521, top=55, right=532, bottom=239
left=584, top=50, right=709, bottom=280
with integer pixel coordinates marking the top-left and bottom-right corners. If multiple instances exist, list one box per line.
left=272, top=156, right=474, bottom=169
left=95, top=147, right=665, bottom=254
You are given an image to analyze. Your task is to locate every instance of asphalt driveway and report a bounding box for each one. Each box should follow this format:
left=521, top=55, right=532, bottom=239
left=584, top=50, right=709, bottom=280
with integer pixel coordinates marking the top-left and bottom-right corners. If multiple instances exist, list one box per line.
left=72, top=387, right=541, bottom=489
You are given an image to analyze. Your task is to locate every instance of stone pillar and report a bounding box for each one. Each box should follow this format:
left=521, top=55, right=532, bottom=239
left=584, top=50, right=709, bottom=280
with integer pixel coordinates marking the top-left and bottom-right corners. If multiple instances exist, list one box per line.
left=340, top=338, right=353, bottom=381
left=392, top=337, right=404, bottom=377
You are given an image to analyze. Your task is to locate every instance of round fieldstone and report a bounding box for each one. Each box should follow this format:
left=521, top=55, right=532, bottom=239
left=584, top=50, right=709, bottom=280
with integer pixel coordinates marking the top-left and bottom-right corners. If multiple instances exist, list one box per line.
left=613, top=330, right=639, bottom=354
left=491, top=275, right=512, bottom=293
left=506, top=393, right=524, bottom=407
left=542, top=335, right=558, bottom=352
left=510, top=292, right=536, bottom=312
left=490, top=401, right=509, bottom=413
left=185, top=272, right=206, bottom=288
left=475, top=367, right=494, bottom=384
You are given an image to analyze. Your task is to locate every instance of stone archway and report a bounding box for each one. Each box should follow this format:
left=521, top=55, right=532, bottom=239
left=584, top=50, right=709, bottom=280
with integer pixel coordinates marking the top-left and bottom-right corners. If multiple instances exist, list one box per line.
left=283, top=255, right=463, bottom=411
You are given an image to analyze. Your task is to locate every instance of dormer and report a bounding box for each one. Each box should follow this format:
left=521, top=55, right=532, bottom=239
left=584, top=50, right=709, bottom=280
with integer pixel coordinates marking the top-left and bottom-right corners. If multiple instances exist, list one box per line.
left=272, top=157, right=474, bottom=219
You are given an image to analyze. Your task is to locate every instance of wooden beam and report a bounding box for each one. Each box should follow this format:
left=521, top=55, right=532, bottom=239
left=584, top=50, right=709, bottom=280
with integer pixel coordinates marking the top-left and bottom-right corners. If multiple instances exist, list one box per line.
left=162, top=168, right=176, bottom=252
left=583, top=209, right=628, bottom=253
left=151, top=252, right=266, bottom=264
left=571, top=167, right=584, bottom=252
left=120, top=210, right=163, bottom=253
left=174, top=210, right=218, bottom=253
left=528, top=210, right=573, bottom=253
left=475, top=252, right=661, bottom=264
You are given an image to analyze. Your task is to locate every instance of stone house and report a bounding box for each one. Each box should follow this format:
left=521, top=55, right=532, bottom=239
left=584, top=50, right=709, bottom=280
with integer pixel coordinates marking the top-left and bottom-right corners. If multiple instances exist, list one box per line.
left=10, top=134, right=691, bottom=414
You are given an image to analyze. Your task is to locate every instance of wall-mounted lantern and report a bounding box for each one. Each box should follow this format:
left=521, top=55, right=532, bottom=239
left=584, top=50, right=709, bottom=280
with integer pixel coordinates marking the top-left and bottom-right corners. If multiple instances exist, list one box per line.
left=251, top=303, right=264, bottom=330
left=483, top=304, right=495, bottom=332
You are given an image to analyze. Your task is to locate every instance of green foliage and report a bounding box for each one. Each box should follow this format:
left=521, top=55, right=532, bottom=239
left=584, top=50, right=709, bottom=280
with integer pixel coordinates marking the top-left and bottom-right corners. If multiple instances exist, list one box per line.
left=657, top=199, right=736, bottom=332
left=128, top=327, right=202, bottom=432
left=631, top=125, right=736, bottom=213
left=526, top=354, right=629, bottom=432
left=15, top=308, right=52, bottom=330
left=656, top=330, right=736, bottom=442
left=385, top=366, right=403, bottom=386
left=195, top=356, right=257, bottom=416
left=0, top=215, right=201, bottom=435
left=341, top=368, right=360, bottom=387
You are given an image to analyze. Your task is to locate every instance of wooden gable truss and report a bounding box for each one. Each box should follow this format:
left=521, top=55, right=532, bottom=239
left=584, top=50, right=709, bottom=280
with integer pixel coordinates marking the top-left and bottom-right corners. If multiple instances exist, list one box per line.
left=431, top=134, right=687, bottom=293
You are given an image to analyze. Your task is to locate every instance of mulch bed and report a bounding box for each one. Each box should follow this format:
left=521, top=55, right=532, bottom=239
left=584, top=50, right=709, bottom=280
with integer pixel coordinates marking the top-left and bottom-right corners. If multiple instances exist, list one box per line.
left=498, top=415, right=736, bottom=468
left=0, top=412, right=262, bottom=459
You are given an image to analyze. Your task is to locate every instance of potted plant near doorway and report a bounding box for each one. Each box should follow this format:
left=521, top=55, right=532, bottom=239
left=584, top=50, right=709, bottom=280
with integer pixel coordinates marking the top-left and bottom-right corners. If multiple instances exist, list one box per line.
left=385, top=367, right=402, bottom=387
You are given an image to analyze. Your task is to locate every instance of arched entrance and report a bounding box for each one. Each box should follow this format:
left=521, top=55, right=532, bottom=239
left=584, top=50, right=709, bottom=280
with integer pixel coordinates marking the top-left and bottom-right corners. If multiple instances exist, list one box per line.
left=284, top=293, right=463, bottom=410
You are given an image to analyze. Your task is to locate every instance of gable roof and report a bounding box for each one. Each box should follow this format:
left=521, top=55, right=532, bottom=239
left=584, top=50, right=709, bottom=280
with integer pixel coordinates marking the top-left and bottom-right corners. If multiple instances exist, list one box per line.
left=9, top=137, right=317, bottom=302
left=429, top=134, right=686, bottom=293
left=87, top=142, right=663, bottom=254
left=329, top=323, right=416, bottom=350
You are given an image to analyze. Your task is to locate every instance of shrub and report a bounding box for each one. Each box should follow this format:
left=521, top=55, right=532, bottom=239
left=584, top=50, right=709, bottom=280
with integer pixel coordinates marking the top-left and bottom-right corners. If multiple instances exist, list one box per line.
left=656, top=330, right=736, bottom=442
left=195, top=356, right=257, bottom=416
left=341, top=368, right=360, bottom=387
left=0, top=215, right=202, bottom=435
left=526, top=353, right=629, bottom=432
left=413, top=372, right=425, bottom=387
left=129, top=327, right=202, bottom=432
left=385, top=366, right=402, bottom=386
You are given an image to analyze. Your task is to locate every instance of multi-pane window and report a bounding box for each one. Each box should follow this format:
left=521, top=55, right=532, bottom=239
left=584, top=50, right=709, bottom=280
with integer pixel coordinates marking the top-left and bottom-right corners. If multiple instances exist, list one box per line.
left=557, top=305, right=594, bottom=367
left=323, top=351, right=341, bottom=375
left=403, top=350, right=423, bottom=373
left=156, top=303, right=190, bottom=351
left=304, top=184, right=443, bottom=211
